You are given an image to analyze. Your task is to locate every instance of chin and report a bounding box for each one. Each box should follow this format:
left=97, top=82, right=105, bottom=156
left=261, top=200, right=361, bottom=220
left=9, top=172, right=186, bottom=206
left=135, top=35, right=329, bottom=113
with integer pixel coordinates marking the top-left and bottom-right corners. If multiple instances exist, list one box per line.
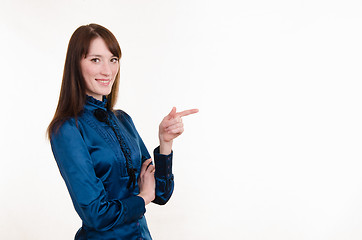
left=99, top=88, right=113, bottom=96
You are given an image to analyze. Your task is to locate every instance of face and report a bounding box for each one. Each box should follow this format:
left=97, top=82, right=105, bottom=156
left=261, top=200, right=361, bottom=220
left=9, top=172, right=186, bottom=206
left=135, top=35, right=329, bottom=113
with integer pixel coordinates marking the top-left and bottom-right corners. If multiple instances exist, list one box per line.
left=80, top=37, right=119, bottom=101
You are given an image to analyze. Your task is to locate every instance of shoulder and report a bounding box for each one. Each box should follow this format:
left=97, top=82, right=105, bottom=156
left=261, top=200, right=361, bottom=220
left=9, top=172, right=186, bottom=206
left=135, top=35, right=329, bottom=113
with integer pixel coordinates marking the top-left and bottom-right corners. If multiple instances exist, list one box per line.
left=114, top=109, right=133, bottom=123
left=114, top=109, right=130, bottom=118
left=50, top=117, right=83, bottom=140
left=114, top=109, right=139, bottom=132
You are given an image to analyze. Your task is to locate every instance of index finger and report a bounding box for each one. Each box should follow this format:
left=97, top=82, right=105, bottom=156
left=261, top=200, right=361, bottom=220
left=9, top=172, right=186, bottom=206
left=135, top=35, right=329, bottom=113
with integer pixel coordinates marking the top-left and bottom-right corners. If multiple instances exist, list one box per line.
left=176, top=109, right=199, bottom=118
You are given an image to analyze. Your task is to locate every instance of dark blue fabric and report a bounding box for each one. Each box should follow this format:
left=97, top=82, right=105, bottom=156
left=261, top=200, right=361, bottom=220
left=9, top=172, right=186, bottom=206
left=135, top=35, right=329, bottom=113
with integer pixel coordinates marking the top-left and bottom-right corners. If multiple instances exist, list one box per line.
left=50, top=96, right=174, bottom=240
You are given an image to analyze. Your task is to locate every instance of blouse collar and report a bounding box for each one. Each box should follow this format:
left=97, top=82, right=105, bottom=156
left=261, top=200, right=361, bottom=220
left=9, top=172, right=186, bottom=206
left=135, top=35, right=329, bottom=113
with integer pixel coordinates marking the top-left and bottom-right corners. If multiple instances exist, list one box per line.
left=84, top=95, right=107, bottom=111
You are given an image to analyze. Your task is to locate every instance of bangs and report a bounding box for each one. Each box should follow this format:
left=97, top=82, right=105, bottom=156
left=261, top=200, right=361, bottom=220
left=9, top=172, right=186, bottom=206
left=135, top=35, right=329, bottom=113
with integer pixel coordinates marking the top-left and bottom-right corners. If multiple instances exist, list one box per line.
left=101, top=34, right=121, bottom=58
left=80, top=24, right=122, bottom=59
left=95, top=26, right=122, bottom=59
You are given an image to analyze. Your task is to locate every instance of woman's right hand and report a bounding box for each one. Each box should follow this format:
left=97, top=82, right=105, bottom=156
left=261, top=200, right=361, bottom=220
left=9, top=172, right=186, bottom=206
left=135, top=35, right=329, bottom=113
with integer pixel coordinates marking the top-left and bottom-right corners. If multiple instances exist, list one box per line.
left=137, top=158, right=156, bottom=205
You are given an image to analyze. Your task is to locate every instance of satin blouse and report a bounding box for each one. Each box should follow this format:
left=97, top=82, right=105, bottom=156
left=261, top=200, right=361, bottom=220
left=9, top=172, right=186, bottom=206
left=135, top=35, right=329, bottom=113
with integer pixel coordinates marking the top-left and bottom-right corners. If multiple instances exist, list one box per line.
left=50, top=96, right=174, bottom=240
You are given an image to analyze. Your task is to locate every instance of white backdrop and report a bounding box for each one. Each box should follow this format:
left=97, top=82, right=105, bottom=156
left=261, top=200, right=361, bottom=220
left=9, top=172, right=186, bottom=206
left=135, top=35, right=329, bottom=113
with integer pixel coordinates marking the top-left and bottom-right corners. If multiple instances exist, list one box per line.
left=1, top=0, right=362, bottom=239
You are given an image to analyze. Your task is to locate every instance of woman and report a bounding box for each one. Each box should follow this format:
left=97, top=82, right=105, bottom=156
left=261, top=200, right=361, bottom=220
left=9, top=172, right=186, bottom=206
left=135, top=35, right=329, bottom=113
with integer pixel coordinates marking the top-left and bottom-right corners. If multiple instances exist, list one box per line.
left=47, top=23, right=198, bottom=240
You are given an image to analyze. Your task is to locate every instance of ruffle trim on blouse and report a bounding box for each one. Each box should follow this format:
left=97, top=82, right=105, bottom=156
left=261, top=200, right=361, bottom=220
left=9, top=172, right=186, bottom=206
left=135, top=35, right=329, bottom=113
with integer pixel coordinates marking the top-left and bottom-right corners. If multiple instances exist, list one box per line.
left=86, top=95, right=107, bottom=108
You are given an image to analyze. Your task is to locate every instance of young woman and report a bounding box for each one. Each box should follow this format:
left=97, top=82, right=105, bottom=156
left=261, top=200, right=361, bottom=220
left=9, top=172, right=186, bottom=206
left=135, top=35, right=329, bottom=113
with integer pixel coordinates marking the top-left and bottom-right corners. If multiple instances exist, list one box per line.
left=47, top=23, right=198, bottom=240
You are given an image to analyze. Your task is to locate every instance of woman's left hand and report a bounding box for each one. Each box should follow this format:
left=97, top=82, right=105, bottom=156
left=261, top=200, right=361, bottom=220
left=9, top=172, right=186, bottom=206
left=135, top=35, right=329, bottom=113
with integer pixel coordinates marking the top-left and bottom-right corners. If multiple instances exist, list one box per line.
left=159, top=107, right=198, bottom=154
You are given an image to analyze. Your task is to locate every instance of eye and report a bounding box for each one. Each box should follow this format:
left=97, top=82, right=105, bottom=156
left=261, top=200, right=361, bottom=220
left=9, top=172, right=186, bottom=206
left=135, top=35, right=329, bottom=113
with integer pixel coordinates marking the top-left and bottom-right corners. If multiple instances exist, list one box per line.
left=91, top=58, right=100, bottom=63
left=110, top=57, right=119, bottom=63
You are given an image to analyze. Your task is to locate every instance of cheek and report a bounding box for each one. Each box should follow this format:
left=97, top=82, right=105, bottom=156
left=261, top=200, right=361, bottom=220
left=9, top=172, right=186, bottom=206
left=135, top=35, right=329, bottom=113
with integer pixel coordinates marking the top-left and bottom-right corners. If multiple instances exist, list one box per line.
left=84, top=66, right=98, bottom=78
left=81, top=63, right=94, bottom=79
left=112, top=66, right=119, bottom=77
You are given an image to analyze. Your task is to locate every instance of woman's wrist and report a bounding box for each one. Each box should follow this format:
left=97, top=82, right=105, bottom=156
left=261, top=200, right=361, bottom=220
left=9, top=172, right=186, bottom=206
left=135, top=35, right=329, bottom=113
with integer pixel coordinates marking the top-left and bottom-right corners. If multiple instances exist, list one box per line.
left=138, top=193, right=151, bottom=206
left=159, top=140, right=173, bottom=155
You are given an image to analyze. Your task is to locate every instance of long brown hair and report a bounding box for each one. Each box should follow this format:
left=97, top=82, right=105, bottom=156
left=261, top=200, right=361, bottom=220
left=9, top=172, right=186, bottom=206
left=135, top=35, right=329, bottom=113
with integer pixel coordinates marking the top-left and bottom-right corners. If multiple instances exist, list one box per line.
left=47, top=24, right=122, bottom=139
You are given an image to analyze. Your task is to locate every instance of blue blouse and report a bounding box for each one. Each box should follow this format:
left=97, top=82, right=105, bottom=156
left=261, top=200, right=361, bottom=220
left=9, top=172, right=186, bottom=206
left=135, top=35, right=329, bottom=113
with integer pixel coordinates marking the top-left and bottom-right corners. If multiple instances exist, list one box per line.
left=50, top=96, right=174, bottom=240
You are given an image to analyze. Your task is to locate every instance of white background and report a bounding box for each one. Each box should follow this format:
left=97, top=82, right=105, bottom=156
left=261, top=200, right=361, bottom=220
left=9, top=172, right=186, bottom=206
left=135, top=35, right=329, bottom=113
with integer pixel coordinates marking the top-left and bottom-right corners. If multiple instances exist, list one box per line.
left=1, top=0, right=362, bottom=239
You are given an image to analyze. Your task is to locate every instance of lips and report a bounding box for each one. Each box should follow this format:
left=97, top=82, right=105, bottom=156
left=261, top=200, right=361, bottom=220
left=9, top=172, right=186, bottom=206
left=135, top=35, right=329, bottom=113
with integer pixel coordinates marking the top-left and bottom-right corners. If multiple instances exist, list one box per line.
left=96, top=79, right=111, bottom=86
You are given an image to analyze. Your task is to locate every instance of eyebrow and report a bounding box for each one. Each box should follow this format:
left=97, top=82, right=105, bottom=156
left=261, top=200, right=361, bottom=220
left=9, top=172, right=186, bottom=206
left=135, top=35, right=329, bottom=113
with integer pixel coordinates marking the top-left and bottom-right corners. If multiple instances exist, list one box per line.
left=87, top=54, right=117, bottom=58
left=88, top=54, right=102, bottom=57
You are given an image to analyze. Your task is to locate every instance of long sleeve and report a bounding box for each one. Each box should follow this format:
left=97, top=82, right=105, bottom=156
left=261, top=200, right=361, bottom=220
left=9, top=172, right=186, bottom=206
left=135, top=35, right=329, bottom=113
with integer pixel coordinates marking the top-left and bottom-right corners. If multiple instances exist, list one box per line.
left=152, top=146, right=174, bottom=205
left=50, top=120, right=145, bottom=231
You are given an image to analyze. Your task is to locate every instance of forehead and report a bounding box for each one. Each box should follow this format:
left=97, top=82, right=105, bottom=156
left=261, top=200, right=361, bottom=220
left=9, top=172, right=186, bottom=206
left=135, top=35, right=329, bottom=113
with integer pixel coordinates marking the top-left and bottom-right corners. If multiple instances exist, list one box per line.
left=87, top=37, right=113, bottom=56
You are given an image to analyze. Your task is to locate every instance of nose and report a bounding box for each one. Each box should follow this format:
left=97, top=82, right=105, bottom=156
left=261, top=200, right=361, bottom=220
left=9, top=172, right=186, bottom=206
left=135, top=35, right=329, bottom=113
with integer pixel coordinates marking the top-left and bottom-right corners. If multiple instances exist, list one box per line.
left=101, top=62, right=112, bottom=76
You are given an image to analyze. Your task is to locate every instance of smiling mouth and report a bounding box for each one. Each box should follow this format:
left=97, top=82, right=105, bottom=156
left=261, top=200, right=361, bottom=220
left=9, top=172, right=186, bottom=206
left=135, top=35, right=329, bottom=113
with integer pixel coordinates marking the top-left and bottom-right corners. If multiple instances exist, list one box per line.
left=96, top=79, right=111, bottom=86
